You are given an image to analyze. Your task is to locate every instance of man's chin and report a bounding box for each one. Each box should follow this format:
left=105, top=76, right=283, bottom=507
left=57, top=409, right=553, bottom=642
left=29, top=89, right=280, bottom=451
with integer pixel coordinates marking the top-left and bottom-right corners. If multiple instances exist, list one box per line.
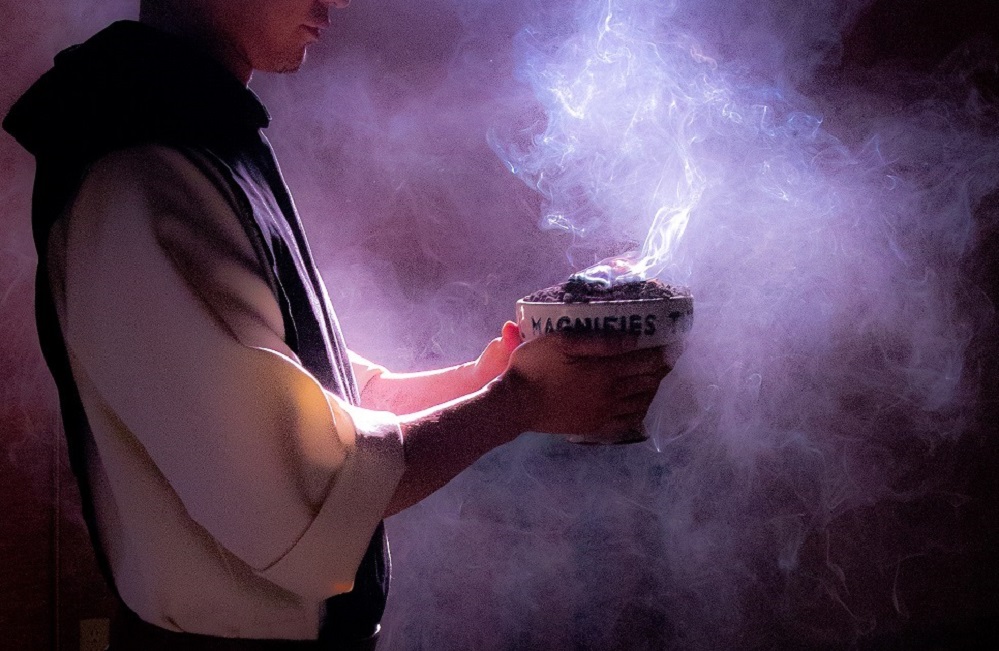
left=267, top=50, right=308, bottom=75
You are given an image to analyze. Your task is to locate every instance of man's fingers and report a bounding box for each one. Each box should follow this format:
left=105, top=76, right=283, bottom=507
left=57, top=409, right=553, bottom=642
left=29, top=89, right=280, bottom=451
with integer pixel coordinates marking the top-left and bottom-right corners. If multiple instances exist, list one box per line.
left=602, top=348, right=671, bottom=378
left=567, top=346, right=671, bottom=381
left=509, top=328, right=676, bottom=440
left=556, top=331, right=641, bottom=358
left=565, top=339, right=667, bottom=363
left=617, top=376, right=666, bottom=400
left=608, top=390, right=657, bottom=415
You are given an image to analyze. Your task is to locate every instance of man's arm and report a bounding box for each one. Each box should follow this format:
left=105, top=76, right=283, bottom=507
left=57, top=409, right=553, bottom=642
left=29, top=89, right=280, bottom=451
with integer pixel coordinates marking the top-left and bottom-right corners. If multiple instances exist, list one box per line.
left=353, top=323, right=520, bottom=415
left=61, top=144, right=671, bottom=587
left=355, top=318, right=673, bottom=517
left=384, top=332, right=673, bottom=516
left=58, top=146, right=405, bottom=599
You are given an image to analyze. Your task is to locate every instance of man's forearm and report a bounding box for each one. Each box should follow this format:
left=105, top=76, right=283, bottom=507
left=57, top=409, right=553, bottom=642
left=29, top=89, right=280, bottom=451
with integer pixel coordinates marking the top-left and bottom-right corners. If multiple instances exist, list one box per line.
left=360, top=362, right=492, bottom=415
left=379, top=331, right=672, bottom=516
left=384, top=374, right=526, bottom=516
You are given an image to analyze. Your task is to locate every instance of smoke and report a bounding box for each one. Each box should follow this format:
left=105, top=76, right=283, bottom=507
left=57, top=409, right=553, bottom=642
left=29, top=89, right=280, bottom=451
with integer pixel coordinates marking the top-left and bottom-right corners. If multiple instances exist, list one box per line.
left=288, top=1, right=994, bottom=647
left=3, top=0, right=998, bottom=648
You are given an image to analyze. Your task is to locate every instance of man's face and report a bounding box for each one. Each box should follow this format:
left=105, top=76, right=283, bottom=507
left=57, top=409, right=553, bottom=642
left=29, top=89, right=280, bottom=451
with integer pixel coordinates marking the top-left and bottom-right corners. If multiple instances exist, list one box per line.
left=211, top=0, right=347, bottom=74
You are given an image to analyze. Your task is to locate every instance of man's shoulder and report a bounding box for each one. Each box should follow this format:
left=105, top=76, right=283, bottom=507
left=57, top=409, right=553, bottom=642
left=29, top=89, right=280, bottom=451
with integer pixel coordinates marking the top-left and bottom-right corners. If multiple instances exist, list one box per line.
left=67, top=144, right=252, bottom=256
left=78, top=144, right=240, bottom=218
left=86, top=144, right=210, bottom=190
left=63, top=143, right=274, bottom=306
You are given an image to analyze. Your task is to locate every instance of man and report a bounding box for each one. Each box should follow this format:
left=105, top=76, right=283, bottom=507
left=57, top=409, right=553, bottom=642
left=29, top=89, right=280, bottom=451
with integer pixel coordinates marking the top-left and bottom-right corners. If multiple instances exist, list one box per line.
left=4, top=0, right=672, bottom=647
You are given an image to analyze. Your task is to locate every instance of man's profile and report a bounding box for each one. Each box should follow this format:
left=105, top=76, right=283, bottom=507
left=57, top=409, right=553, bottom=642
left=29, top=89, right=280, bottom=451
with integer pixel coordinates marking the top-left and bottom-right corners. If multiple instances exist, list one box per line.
left=3, top=0, right=670, bottom=646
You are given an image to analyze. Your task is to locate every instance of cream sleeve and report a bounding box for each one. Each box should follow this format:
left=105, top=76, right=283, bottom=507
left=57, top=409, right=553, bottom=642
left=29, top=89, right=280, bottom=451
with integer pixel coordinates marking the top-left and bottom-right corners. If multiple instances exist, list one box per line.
left=58, top=145, right=404, bottom=600
left=348, top=349, right=389, bottom=398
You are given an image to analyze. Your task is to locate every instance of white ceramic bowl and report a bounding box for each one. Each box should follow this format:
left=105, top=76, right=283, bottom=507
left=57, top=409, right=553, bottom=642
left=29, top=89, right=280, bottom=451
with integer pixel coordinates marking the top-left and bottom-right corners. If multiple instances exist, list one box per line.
left=514, top=293, right=694, bottom=444
left=516, top=294, right=694, bottom=352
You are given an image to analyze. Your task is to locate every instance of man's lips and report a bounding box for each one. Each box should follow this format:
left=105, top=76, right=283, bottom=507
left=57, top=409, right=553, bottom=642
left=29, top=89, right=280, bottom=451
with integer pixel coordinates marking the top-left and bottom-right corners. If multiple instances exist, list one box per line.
left=303, top=25, right=324, bottom=40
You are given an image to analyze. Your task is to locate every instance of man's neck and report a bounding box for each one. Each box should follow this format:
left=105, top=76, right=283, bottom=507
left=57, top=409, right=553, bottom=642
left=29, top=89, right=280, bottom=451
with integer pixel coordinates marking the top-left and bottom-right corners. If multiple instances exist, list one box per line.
left=139, top=9, right=253, bottom=85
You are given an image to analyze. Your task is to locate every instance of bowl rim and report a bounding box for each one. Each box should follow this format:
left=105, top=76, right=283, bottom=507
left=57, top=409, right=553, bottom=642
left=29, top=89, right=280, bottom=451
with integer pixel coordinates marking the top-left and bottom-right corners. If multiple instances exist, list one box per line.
left=516, top=294, right=693, bottom=306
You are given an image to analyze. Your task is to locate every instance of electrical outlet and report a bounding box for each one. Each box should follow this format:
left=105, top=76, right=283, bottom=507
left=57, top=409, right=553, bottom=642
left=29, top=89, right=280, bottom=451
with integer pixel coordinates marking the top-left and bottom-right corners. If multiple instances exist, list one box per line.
left=79, top=619, right=109, bottom=651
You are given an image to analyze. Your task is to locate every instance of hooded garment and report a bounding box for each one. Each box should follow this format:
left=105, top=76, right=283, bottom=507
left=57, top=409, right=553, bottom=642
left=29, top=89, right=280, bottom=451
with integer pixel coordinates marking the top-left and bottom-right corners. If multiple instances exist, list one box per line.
left=5, top=21, right=399, bottom=642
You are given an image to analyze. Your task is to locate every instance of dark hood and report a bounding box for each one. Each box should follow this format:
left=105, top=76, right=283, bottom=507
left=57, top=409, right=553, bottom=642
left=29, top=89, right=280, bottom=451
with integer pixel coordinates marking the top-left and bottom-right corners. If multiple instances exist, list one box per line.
left=4, top=20, right=270, bottom=164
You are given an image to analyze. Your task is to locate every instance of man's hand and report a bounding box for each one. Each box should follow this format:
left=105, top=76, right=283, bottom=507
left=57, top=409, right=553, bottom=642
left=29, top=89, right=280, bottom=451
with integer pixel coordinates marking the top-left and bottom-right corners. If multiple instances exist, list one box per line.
left=501, top=328, right=672, bottom=443
left=471, top=321, right=521, bottom=387
left=359, top=321, right=521, bottom=414
left=387, top=323, right=674, bottom=514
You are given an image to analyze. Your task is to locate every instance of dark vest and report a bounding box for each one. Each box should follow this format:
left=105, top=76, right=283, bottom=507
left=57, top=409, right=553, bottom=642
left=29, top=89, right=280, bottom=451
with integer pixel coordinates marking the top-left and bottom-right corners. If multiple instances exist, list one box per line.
left=4, top=21, right=388, bottom=642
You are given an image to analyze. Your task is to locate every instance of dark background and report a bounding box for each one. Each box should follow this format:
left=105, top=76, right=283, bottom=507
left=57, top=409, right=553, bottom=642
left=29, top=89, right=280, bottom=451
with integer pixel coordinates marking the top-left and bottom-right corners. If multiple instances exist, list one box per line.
left=1, top=0, right=997, bottom=648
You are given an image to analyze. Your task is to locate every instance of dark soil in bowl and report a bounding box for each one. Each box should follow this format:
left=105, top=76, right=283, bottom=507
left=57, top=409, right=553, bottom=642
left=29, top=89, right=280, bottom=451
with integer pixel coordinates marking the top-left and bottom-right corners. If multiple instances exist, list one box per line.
left=524, top=277, right=687, bottom=303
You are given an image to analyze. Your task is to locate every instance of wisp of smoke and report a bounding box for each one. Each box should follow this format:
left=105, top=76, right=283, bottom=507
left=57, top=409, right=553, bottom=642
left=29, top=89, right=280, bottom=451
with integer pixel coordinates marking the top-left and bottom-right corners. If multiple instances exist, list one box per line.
left=369, top=0, right=997, bottom=647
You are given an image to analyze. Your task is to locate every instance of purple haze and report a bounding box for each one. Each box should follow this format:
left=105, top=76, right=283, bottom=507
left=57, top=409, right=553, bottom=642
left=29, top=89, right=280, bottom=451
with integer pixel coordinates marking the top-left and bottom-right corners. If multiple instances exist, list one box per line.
left=2, top=0, right=997, bottom=648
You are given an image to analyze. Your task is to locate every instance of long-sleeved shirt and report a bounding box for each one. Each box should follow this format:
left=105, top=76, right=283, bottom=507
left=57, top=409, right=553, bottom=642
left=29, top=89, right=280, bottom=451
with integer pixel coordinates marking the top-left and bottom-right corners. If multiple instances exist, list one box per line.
left=46, top=144, right=405, bottom=639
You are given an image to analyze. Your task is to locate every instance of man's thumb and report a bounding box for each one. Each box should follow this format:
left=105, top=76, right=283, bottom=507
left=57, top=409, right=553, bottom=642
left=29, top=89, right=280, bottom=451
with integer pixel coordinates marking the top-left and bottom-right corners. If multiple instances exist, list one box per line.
left=501, top=320, right=521, bottom=352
